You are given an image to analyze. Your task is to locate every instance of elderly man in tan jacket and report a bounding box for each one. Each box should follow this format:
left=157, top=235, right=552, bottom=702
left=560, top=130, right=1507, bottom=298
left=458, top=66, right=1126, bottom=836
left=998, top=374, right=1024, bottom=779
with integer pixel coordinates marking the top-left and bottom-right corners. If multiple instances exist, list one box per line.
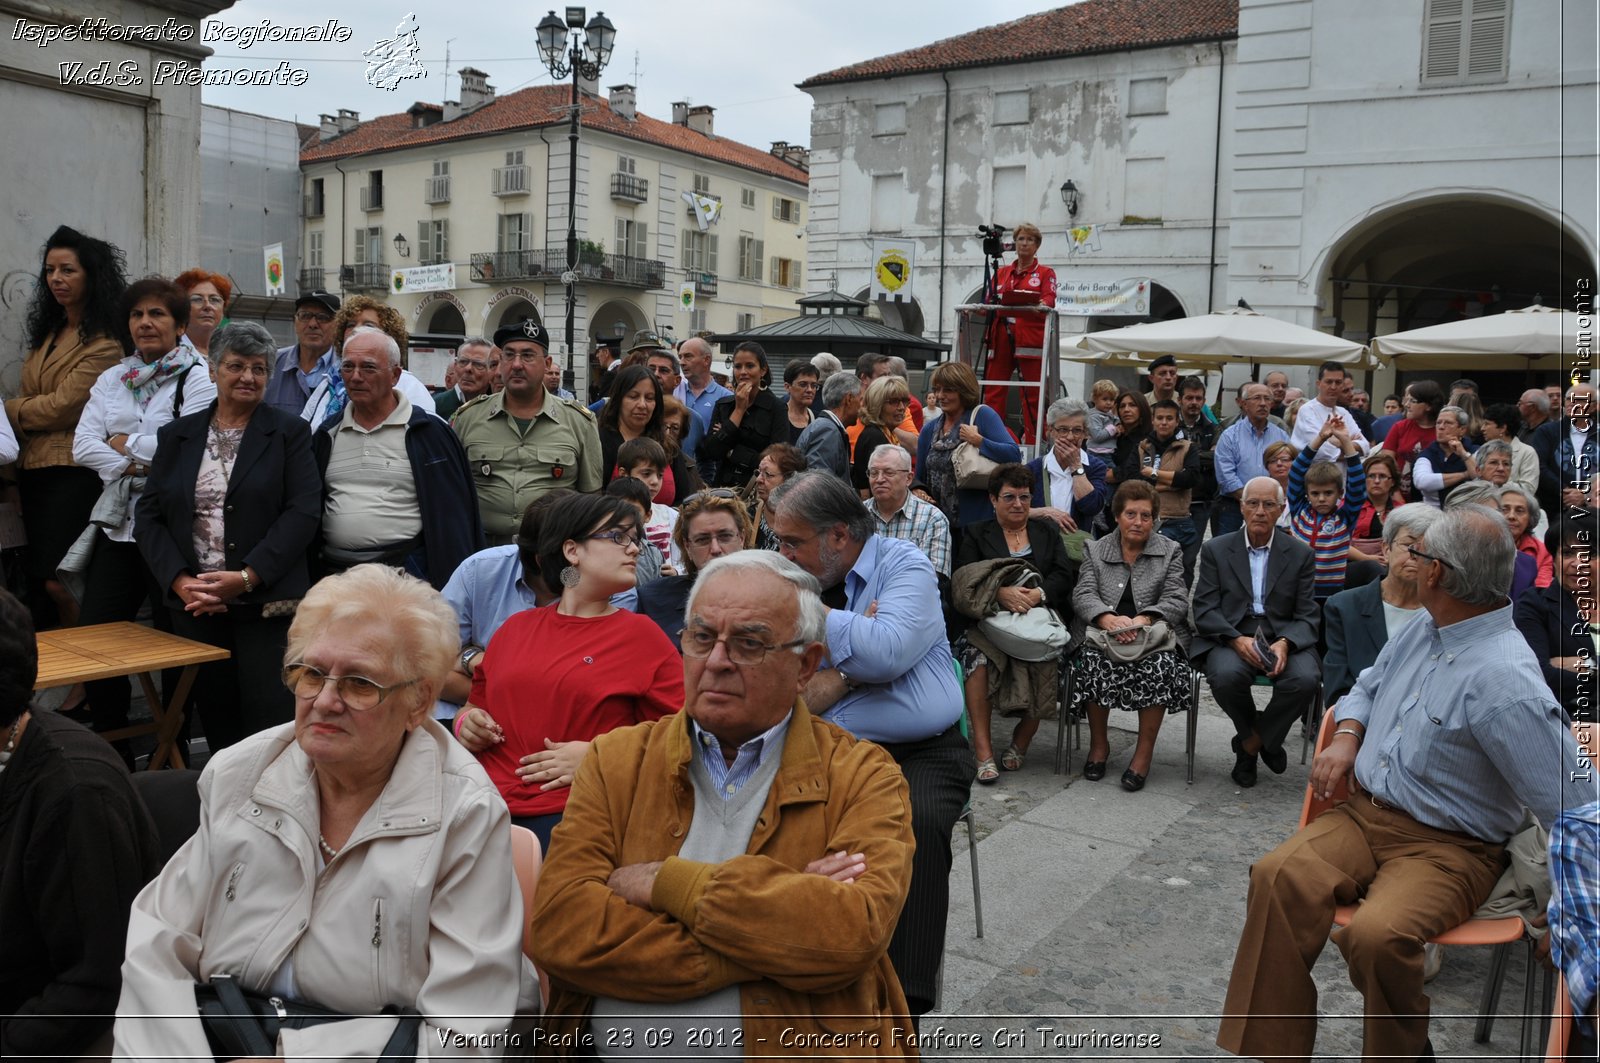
left=532, top=551, right=918, bottom=1058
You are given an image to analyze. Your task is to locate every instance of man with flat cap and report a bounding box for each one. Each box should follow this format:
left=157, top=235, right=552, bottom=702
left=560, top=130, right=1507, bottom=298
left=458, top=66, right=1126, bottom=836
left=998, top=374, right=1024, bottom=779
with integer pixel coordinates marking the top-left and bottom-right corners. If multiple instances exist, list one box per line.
left=264, top=289, right=340, bottom=416
left=450, top=317, right=603, bottom=545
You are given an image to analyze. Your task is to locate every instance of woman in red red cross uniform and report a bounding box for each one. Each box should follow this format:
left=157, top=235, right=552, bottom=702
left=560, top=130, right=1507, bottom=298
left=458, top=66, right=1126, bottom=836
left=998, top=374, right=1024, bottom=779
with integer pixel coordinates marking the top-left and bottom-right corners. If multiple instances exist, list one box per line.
left=984, top=222, right=1057, bottom=444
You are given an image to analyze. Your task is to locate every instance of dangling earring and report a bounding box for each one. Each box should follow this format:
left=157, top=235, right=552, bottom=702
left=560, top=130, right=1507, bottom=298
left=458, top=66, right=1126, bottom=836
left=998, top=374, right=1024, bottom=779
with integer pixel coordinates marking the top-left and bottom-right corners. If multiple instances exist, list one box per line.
left=559, top=565, right=581, bottom=589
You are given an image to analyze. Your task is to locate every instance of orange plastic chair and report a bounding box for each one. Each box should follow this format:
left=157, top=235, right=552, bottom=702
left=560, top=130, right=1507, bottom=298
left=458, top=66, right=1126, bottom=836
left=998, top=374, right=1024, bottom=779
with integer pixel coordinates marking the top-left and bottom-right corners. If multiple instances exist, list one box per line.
left=1299, top=711, right=1539, bottom=1050
left=1544, top=971, right=1576, bottom=1062
left=509, top=824, right=551, bottom=1009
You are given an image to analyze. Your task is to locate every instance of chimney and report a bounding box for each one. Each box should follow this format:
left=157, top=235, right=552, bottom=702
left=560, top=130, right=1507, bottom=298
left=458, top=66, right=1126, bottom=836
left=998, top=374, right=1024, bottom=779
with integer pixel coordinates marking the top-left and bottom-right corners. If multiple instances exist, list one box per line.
left=319, top=113, right=339, bottom=141
left=770, top=140, right=788, bottom=156
left=444, top=100, right=461, bottom=122
left=336, top=108, right=360, bottom=134
left=577, top=70, right=599, bottom=97
left=671, top=101, right=689, bottom=126
left=686, top=105, right=714, bottom=136
left=457, top=67, right=494, bottom=113
left=608, top=83, right=637, bottom=122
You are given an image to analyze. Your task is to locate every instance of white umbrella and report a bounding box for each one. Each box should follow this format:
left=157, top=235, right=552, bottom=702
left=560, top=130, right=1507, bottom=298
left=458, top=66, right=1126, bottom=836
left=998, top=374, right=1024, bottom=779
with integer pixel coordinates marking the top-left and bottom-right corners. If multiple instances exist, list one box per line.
left=1370, top=304, right=1581, bottom=371
left=1070, top=306, right=1374, bottom=368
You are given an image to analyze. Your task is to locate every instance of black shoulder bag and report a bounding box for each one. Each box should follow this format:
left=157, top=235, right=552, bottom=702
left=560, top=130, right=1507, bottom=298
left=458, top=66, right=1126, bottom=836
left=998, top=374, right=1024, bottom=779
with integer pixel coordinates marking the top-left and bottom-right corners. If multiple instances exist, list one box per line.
left=195, top=974, right=421, bottom=1062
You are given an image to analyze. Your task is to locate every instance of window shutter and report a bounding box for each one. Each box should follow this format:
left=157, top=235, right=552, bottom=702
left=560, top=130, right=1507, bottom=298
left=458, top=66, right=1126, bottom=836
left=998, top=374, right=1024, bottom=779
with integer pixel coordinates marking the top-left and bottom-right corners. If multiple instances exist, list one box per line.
left=1466, top=0, right=1509, bottom=78
left=754, top=240, right=764, bottom=282
left=440, top=220, right=449, bottom=261
left=707, top=235, right=718, bottom=274
left=354, top=228, right=365, bottom=264
left=772, top=197, right=781, bottom=220
left=417, top=221, right=429, bottom=262
left=616, top=216, right=626, bottom=253
left=682, top=238, right=693, bottom=270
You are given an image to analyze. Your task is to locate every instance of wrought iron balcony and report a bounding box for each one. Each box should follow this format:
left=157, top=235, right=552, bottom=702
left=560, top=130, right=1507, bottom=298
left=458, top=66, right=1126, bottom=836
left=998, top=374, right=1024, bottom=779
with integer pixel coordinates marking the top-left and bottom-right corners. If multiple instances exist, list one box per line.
left=610, top=172, right=649, bottom=203
left=692, top=271, right=718, bottom=297
left=469, top=248, right=666, bottom=290
left=339, top=263, right=390, bottom=290
left=493, top=165, right=530, bottom=196
left=424, top=175, right=451, bottom=204
left=297, top=268, right=325, bottom=291
left=470, top=249, right=556, bottom=283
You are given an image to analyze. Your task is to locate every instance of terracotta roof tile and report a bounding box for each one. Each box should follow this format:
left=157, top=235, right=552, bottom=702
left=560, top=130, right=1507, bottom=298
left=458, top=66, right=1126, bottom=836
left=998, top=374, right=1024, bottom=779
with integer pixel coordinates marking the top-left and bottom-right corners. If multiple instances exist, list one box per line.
left=800, top=0, right=1237, bottom=88
left=300, top=85, right=808, bottom=186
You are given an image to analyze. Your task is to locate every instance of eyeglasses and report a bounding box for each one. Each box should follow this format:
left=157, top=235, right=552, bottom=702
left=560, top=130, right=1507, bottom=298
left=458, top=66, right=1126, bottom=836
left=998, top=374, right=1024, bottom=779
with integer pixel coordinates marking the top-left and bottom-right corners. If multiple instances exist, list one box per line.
left=588, top=529, right=643, bottom=551
left=686, top=530, right=743, bottom=549
left=683, top=488, right=740, bottom=504
left=1049, top=425, right=1088, bottom=437
left=501, top=351, right=546, bottom=364
left=456, top=358, right=492, bottom=371
left=219, top=361, right=267, bottom=377
left=189, top=294, right=225, bottom=307
left=679, top=627, right=808, bottom=666
left=776, top=531, right=819, bottom=552
left=295, top=311, right=333, bottom=324
left=282, top=663, right=417, bottom=710
left=1406, top=544, right=1456, bottom=571
left=867, top=468, right=909, bottom=480
left=996, top=492, right=1031, bottom=505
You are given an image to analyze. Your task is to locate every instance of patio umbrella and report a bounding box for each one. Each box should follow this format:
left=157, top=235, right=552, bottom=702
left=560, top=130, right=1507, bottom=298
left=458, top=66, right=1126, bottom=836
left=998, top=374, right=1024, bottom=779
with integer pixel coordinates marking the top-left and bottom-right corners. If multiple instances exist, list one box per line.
left=1369, top=304, right=1582, bottom=371
left=1070, top=305, right=1374, bottom=368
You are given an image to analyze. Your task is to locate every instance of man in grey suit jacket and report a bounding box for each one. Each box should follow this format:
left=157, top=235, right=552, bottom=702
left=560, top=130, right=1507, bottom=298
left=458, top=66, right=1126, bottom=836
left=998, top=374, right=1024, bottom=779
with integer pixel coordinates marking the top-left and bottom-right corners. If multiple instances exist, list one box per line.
left=796, top=370, right=861, bottom=481
left=1190, top=476, right=1321, bottom=787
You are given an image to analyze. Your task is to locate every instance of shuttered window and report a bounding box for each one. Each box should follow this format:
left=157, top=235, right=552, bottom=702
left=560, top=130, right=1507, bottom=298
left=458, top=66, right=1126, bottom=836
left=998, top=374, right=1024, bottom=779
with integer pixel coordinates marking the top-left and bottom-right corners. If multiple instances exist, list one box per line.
left=1422, top=0, right=1510, bottom=85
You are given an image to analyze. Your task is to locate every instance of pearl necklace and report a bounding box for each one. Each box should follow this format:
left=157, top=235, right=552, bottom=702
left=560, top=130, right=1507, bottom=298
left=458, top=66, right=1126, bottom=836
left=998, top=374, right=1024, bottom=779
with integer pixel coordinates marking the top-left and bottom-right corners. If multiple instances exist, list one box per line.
left=0, top=712, right=24, bottom=775
left=318, top=835, right=340, bottom=860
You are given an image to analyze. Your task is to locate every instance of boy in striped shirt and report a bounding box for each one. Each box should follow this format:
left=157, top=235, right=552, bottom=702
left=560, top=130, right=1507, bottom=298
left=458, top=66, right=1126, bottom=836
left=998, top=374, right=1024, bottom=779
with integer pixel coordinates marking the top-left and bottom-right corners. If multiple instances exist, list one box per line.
left=1287, top=415, right=1367, bottom=598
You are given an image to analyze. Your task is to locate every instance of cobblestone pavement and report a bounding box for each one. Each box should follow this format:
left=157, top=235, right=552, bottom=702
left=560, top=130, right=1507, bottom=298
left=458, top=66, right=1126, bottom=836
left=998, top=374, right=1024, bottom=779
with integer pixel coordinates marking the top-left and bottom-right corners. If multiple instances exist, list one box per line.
left=931, top=691, right=1550, bottom=1061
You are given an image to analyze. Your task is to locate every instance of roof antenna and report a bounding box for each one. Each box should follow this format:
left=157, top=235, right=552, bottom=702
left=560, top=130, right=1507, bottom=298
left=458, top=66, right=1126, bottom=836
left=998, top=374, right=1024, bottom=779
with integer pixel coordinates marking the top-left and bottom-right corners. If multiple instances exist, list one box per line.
left=442, top=37, right=456, bottom=101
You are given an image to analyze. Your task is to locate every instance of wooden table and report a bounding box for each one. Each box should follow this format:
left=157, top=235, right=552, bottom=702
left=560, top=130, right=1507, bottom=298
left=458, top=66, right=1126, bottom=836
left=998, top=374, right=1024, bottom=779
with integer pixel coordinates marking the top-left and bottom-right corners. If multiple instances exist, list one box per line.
left=34, top=622, right=231, bottom=770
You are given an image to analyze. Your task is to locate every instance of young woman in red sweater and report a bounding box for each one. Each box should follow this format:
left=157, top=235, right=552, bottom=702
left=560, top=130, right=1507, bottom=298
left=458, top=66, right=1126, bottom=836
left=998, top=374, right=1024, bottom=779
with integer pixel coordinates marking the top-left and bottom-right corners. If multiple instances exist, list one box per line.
left=455, top=494, right=682, bottom=852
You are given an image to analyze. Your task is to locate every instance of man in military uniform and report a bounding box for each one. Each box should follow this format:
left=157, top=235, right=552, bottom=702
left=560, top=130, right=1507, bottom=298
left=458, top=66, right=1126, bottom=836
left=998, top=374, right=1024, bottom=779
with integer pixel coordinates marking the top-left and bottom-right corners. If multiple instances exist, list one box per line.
left=450, top=318, right=602, bottom=545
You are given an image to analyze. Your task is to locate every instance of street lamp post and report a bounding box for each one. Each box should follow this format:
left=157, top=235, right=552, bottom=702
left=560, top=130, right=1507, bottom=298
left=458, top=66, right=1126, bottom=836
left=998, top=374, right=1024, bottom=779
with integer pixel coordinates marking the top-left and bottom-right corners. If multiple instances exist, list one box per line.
left=537, top=7, right=615, bottom=369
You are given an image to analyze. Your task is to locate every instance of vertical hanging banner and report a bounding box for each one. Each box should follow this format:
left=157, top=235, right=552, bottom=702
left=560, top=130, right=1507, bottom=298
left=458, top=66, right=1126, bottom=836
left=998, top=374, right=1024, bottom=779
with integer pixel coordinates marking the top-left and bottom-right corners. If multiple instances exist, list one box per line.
left=869, top=239, right=916, bottom=302
left=678, top=282, right=696, bottom=314
left=263, top=243, right=285, bottom=295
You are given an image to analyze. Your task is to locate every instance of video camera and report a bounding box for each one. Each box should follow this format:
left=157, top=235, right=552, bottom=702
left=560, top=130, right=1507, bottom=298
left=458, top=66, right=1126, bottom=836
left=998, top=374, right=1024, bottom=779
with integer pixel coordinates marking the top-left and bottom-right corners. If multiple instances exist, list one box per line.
left=977, top=223, right=1009, bottom=260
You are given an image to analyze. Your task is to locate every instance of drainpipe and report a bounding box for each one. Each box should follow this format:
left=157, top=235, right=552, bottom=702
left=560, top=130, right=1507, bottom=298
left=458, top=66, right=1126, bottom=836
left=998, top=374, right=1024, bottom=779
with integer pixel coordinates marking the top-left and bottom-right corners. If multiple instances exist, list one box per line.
left=1206, top=41, right=1225, bottom=315
left=333, top=157, right=349, bottom=315
left=938, top=70, right=952, bottom=347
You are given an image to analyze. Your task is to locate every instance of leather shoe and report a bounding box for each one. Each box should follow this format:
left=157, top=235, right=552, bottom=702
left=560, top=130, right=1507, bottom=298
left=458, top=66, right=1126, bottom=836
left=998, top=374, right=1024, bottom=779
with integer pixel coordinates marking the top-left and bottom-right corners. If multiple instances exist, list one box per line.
left=1120, top=768, right=1146, bottom=792
left=1083, top=760, right=1107, bottom=782
left=1230, top=735, right=1258, bottom=788
left=1260, top=743, right=1288, bottom=775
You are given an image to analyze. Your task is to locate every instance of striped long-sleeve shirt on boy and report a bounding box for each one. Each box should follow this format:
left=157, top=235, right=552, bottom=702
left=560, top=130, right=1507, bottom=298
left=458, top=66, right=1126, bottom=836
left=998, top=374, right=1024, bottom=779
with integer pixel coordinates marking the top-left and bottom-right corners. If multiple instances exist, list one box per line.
left=1287, top=446, right=1367, bottom=598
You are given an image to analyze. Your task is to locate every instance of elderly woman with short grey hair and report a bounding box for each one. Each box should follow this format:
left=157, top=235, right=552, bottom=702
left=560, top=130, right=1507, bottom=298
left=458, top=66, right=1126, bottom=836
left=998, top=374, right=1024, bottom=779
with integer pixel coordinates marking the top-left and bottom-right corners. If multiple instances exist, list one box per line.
left=1412, top=404, right=1478, bottom=508
left=1025, top=397, right=1109, bottom=554
left=1497, top=481, right=1553, bottom=591
left=134, top=320, right=322, bottom=750
left=1321, top=502, right=1440, bottom=703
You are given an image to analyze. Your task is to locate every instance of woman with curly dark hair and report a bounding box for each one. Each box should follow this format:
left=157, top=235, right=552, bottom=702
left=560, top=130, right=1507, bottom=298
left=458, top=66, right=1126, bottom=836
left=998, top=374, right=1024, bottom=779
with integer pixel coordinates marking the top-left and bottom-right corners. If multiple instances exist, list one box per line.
left=597, top=364, right=697, bottom=502
left=4, top=226, right=128, bottom=630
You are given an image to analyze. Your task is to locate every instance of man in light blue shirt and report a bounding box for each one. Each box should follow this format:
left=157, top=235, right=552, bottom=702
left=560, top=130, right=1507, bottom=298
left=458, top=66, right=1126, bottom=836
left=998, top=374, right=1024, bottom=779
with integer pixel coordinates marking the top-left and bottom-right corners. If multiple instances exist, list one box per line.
left=1219, top=504, right=1589, bottom=1063
left=1213, top=383, right=1289, bottom=535
left=675, top=336, right=731, bottom=481
left=263, top=290, right=339, bottom=415
left=767, top=471, right=970, bottom=1021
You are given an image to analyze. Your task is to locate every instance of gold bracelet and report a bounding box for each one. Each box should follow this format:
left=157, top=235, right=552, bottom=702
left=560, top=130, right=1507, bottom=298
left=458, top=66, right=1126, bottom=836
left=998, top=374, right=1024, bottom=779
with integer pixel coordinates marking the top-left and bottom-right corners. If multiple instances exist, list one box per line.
left=240, top=568, right=254, bottom=594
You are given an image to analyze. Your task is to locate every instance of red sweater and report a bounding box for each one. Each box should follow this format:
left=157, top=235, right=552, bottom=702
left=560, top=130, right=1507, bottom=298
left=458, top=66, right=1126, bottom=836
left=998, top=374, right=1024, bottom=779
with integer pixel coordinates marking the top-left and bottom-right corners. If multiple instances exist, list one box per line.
left=1382, top=419, right=1437, bottom=472
left=471, top=606, right=682, bottom=815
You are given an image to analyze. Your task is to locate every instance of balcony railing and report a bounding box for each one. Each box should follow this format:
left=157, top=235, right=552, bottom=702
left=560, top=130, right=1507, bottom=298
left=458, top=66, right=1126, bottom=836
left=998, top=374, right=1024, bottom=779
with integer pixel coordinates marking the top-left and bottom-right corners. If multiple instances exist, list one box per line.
left=303, top=194, right=324, bottom=218
left=469, top=249, right=665, bottom=290
left=692, top=271, right=718, bottom=297
left=611, top=172, right=649, bottom=203
left=339, top=262, right=389, bottom=290
left=359, top=186, right=383, bottom=212
left=297, top=267, right=324, bottom=291
left=424, top=175, right=451, bottom=204
left=493, top=165, right=530, bottom=196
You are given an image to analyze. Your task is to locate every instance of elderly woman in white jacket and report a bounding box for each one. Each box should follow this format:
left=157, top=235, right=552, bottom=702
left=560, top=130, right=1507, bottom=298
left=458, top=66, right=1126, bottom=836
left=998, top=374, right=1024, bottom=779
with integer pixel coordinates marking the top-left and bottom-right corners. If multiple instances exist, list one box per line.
left=114, top=565, right=533, bottom=1060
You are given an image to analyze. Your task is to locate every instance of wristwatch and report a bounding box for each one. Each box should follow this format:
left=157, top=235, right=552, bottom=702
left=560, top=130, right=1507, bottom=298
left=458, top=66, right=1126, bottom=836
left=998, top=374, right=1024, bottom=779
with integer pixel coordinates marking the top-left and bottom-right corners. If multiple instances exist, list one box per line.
left=459, top=646, right=482, bottom=673
left=837, top=667, right=862, bottom=692
left=1069, top=467, right=1085, bottom=477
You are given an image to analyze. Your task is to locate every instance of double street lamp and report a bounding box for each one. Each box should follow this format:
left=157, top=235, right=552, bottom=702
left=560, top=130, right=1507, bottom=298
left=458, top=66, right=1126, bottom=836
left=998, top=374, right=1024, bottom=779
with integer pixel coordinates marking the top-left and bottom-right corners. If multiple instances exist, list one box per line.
left=537, top=7, right=616, bottom=367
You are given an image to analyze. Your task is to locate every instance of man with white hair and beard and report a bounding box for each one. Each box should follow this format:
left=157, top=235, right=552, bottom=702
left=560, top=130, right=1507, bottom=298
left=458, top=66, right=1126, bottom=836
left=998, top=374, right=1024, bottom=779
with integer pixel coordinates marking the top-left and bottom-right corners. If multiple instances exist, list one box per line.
left=766, top=471, right=971, bottom=1025
left=1217, top=503, right=1590, bottom=1062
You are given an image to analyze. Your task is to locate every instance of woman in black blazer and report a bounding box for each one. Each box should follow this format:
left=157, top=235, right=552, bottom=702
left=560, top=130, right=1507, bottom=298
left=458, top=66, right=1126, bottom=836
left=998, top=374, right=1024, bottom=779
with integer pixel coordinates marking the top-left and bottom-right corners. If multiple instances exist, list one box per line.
left=135, top=322, right=321, bottom=751
left=1514, top=510, right=1597, bottom=723
left=698, top=341, right=788, bottom=488
left=951, top=462, right=1075, bottom=783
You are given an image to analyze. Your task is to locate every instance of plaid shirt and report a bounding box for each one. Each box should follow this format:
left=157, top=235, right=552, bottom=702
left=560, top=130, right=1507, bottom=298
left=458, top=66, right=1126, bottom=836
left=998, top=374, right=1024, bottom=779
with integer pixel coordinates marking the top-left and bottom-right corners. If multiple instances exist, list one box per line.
left=1550, top=799, right=1600, bottom=1033
left=864, top=491, right=953, bottom=578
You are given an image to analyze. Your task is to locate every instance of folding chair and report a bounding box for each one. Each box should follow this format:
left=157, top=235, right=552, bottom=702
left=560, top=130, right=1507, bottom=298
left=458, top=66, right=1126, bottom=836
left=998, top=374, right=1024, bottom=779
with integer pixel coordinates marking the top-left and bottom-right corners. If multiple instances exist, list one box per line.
left=509, top=825, right=551, bottom=1009
left=1055, top=650, right=1199, bottom=783
left=1299, top=712, right=1545, bottom=1052
left=1251, top=672, right=1323, bottom=766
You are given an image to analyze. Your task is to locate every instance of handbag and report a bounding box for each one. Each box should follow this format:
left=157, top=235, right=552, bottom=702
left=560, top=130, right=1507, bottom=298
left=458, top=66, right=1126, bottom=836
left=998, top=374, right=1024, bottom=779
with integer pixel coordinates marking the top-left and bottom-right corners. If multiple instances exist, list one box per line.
left=952, top=409, right=1002, bottom=489
left=1083, top=619, right=1178, bottom=664
left=195, top=974, right=421, bottom=1062
left=977, top=571, right=1071, bottom=661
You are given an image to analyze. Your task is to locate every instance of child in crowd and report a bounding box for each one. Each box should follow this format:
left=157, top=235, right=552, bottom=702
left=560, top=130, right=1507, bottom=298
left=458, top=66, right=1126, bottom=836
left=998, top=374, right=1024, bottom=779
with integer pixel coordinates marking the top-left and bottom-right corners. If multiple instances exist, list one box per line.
left=602, top=475, right=670, bottom=586
left=1086, top=378, right=1121, bottom=459
left=1286, top=415, right=1368, bottom=599
left=616, top=437, right=682, bottom=572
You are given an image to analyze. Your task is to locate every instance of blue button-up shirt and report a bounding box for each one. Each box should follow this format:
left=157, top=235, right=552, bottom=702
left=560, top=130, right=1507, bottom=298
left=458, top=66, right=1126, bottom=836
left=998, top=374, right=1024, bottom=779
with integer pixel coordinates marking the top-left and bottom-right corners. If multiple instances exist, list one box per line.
left=1247, top=539, right=1272, bottom=615
left=1339, top=604, right=1588, bottom=840
left=677, top=377, right=732, bottom=481
left=435, top=545, right=539, bottom=718
left=264, top=344, right=336, bottom=416
left=1214, top=417, right=1290, bottom=497
left=823, top=536, right=962, bottom=743
left=692, top=711, right=792, bottom=799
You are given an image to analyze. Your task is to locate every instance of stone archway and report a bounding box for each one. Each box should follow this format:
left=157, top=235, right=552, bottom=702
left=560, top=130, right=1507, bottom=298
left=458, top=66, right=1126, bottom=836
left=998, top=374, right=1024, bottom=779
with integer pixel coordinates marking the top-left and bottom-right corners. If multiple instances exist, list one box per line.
left=1318, top=192, right=1596, bottom=394
left=424, top=300, right=466, bottom=338
left=587, top=298, right=649, bottom=352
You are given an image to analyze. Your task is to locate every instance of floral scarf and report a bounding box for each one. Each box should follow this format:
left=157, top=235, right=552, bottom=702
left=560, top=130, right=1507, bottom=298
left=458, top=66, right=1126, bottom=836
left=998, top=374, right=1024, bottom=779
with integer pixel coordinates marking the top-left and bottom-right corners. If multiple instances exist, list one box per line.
left=120, top=346, right=203, bottom=406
